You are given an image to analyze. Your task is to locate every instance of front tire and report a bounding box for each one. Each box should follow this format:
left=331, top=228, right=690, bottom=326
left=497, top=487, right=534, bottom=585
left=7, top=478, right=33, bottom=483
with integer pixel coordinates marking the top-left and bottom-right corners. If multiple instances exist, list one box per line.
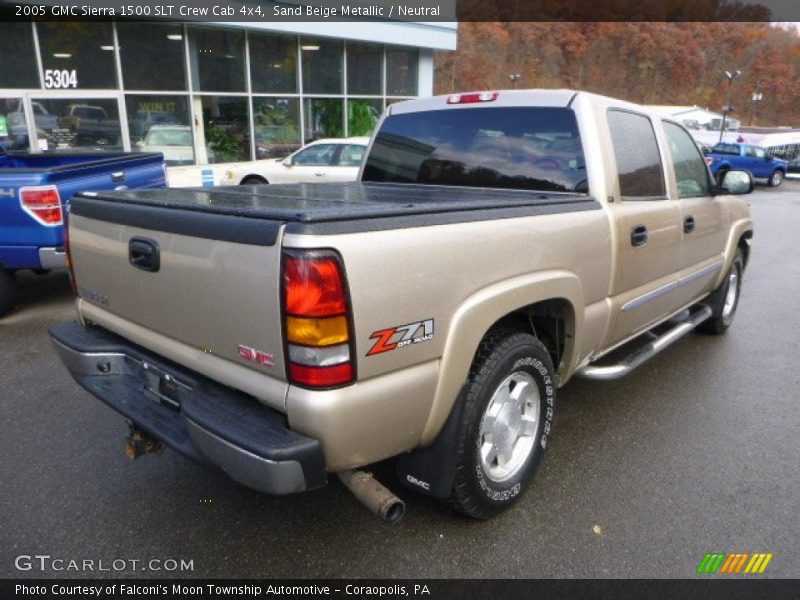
left=0, top=269, right=17, bottom=317
left=447, top=329, right=555, bottom=519
left=698, top=249, right=744, bottom=335
left=241, top=176, right=268, bottom=185
left=768, top=170, right=784, bottom=187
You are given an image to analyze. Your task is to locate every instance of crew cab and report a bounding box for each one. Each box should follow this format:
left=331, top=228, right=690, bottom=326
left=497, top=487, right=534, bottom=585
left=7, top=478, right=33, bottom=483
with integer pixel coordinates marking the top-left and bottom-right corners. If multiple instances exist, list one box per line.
left=0, top=151, right=166, bottom=316
left=50, top=90, right=753, bottom=522
left=705, top=142, right=787, bottom=187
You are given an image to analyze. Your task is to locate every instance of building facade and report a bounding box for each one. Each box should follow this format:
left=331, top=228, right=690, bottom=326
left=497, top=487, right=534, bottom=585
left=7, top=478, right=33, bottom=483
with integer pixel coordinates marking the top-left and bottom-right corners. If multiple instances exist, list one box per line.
left=0, top=20, right=456, bottom=177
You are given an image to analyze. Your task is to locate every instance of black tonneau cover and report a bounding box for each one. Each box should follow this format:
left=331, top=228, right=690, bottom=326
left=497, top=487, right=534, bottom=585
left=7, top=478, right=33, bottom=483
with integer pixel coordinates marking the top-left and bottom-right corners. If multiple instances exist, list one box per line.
left=70, top=182, right=600, bottom=243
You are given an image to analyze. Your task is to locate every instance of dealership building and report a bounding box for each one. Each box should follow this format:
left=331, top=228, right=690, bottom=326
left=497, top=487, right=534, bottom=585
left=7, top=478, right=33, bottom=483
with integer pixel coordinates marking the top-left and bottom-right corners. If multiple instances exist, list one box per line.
left=0, top=19, right=456, bottom=183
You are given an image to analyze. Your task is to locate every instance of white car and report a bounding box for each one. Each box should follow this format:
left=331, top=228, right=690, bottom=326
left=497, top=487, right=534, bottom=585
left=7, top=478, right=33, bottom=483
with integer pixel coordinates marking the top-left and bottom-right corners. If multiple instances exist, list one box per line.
left=224, top=137, right=370, bottom=185
left=138, top=125, right=198, bottom=165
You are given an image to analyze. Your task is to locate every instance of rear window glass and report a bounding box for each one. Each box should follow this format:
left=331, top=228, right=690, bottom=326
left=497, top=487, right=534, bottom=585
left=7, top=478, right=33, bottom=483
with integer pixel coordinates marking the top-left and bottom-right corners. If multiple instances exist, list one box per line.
left=362, top=107, right=587, bottom=193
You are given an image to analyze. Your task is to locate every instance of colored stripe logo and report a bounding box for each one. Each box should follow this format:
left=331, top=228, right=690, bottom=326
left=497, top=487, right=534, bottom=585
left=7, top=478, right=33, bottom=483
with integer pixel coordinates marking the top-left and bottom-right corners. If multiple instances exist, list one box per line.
left=697, top=552, right=773, bottom=574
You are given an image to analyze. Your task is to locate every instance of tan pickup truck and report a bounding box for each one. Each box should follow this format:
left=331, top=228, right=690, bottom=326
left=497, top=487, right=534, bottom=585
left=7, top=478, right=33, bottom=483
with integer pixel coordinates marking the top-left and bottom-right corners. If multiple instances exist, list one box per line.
left=50, top=90, right=754, bottom=522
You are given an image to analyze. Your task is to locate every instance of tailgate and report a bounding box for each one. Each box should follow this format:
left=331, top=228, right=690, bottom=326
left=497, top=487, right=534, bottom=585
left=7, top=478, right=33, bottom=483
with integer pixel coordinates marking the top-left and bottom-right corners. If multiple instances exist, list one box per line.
left=68, top=194, right=288, bottom=393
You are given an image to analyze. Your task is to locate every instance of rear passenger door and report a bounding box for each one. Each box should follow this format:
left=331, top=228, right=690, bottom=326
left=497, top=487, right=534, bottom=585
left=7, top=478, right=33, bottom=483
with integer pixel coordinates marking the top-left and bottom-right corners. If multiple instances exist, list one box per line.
left=327, top=143, right=365, bottom=182
left=605, top=109, right=683, bottom=347
left=662, top=121, right=728, bottom=305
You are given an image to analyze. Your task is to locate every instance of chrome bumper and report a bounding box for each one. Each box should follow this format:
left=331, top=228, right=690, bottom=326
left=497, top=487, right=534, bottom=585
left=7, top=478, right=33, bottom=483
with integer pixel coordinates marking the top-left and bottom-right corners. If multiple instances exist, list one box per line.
left=38, top=247, right=67, bottom=270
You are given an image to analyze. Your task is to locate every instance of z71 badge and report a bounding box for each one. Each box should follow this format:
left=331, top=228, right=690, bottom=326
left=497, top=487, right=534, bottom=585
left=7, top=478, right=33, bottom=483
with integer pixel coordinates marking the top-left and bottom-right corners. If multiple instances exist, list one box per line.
left=367, top=319, right=434, bottom=356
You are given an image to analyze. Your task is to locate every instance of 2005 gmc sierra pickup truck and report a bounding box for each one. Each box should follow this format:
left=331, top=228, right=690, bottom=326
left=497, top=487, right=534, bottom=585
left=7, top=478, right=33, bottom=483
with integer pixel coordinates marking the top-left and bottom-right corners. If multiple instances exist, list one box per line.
left=50, top=90, right=754, bottom=522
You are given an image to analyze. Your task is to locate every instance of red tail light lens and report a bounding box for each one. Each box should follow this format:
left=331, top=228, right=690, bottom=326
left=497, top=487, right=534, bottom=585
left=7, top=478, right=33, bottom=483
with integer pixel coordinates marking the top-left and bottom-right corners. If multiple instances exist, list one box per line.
left=20, top=186, right=63, bottom=225
left=282, top=249, right=355, bottom=388
left=447, top=92, right=498, bottom=104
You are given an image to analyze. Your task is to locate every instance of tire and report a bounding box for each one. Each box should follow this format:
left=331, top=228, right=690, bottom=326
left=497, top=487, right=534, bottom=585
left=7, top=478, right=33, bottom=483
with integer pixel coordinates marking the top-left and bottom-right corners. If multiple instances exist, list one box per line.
left=241, top=176, right=267, bottom=185
left=698, top=249, right=744, bottom=335
left=768, top=170, right=784, bottom=187
left=447, top=329, right=555, bottom=519
left=0, top=269, right=17, bottom=318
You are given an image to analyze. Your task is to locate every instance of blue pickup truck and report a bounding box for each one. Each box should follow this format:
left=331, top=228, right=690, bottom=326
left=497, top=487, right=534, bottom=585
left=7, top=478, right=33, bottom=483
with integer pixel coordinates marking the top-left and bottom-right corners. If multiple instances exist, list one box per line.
left=0, top=151, right=166, bottom=316
left=704, top=142, right=788, bottom=187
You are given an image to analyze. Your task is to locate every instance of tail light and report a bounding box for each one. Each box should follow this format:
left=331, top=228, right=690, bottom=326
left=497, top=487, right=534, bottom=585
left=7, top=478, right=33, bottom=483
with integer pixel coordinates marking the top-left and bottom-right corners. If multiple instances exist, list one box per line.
left=20, top=186, right=63, bottom=226
left=704, top=157, right=714, bottom=166
left=282, top=249, right=355, bottom=388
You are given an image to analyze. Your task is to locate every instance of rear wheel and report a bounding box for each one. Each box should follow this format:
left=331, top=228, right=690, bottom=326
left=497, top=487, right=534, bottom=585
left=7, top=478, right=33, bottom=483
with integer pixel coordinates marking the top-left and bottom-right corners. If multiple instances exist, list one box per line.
left=241, top=176, right=268, bottom=185
left=0, top=269, right=17, bottom=317
left=768, top=170, right=784, bottom=187
left=698, top=249, right=743, bottom=335
left=447, top=329, right=555, bottom=519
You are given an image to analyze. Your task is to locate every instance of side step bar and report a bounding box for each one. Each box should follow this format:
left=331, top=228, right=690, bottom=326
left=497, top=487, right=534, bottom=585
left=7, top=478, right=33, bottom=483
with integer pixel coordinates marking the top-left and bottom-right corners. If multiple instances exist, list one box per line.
left=577, top=305, right=712, bottom=381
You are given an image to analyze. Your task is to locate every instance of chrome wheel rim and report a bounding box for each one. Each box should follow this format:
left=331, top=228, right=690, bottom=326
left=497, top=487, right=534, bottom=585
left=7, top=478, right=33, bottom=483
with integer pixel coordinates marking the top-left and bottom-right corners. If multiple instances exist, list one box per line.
left=773, top=172, right=782, bottom=185
left=722, top=267, right=739, bottom=321
left=478, top=371, right=540, bottom=483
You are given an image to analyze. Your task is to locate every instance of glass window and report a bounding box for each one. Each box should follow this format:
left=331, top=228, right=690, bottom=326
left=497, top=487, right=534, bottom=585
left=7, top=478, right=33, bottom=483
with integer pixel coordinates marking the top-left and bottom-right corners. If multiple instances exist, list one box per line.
left=303, top=98, right=344, bottom=143
left=337, top=144, right=366, bottom=167
left=0, top=23, right=39, bottom=88
left=37, top=23, right=117, bottom=89
left=252, top=97, right=301, bottom=159
left=347, top=99, right=381, bottom=137
left=200, top=96, right=249, bottom=163
left=31, top=98, right=122, bottom=151
left=117, top=23, right=187, bottom=91
left=0, top=98, right=30, bottom=151
left=386, top=48, right=418, bottom=96
left=292, top=143, right=337, bottom=166
left=249, top=34, right=297, bottom=94
left=301, top=39, right=342, bottom=94
left=189, top=28, right=245, bottom=92
left=607, top=110, right=665, bottom=198
left=712, top=143, right=740, bottom=155
left=126, top=95, right=192, bottom=165
left=347, top=43, right=382, bottom=95
left=663, top=121, right=712, bottom=198
left=362, top=107, right=588, bottom=193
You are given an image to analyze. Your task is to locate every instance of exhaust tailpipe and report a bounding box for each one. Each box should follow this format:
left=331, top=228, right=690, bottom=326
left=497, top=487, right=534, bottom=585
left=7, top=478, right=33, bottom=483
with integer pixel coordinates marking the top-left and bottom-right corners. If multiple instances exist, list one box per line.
left=338, top=470, right=405, bottom=525
left=124, top=425, right=165, bottom=460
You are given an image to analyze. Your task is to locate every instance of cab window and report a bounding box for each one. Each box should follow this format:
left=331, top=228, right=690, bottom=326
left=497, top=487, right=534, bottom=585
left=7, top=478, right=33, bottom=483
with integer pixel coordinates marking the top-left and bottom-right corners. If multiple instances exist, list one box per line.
left=663, top=121, right=712, bottom=198
left=292, top=143, right=336, bottom=166
left=607, top=109, right=666, bottom=199
left=337, top=144, right=365, bottom=167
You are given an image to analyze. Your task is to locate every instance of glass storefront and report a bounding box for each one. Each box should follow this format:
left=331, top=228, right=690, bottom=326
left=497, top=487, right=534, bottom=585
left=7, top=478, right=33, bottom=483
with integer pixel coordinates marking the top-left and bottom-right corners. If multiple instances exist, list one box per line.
left=0, top=22, right=421, bottom=164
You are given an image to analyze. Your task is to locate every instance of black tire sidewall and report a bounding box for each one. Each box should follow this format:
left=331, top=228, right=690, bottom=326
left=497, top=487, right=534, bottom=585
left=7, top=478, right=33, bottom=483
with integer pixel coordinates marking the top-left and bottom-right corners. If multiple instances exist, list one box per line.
left=0, top=269, right=16, bottom=317
left=460, top=335, right=555, bottom=513
left=721, top=255, right=743, bottom=327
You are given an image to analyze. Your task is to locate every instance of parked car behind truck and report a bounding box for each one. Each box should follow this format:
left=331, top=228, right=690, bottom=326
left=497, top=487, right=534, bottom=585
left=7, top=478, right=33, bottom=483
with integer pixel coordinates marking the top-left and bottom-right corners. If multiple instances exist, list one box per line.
left=705, top=142, right=787, bottom=186
left=50, top=90, right=753, bottom=522
left=0, top=151, right=166, bottom=316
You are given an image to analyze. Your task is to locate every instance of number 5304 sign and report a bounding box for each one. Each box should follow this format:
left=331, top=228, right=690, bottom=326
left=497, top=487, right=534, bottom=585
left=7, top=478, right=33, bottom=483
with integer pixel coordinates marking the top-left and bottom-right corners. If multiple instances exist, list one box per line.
left=44, top=69, right=78, bottom=89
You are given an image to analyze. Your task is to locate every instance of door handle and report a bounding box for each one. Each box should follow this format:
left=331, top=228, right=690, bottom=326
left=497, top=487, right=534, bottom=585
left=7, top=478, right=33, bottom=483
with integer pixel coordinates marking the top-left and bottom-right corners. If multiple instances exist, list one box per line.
left=684, top=215, right=695, bottom=234
left=129, top=237, right=160, bottom=272
left=111, top=171, right=125, bottom=183
left=631, top=225, right=648, bottom=247
left=314, top=172, right=325, bottom=177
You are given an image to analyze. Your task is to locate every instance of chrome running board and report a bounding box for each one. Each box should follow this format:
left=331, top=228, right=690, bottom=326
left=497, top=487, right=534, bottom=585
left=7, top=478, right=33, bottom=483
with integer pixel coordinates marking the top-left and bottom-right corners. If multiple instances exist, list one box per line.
left=577, top=305, right=713, bottom=381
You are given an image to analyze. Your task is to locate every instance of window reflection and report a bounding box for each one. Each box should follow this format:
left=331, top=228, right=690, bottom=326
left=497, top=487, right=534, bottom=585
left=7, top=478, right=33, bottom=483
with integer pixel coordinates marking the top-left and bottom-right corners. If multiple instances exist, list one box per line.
left=30, top=98, right=122, bottom=151
left=0, top=98, right=30, bottom=151
left=37, top=22, right=117, bottom=90
left=301, top=39, right=342, bottom=94
left=0, top=23, right=39, bottom=88
left=253, top=97, right=301, bottom=159
left=303, top=98, right=344, bottom=143
left=250, top=34, right=297, bottom=94
left=117, top=23, right=187, bottom=91
left=189, top=28, right=246, bottom=92
left=200, top=96, right=249, bottom=163
left=126, top=95, right=193, bottom=165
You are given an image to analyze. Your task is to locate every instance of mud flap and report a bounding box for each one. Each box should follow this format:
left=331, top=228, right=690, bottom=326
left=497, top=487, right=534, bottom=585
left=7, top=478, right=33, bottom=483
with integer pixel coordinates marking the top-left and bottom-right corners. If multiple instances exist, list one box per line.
left=395, top=386, right=467, bottom=499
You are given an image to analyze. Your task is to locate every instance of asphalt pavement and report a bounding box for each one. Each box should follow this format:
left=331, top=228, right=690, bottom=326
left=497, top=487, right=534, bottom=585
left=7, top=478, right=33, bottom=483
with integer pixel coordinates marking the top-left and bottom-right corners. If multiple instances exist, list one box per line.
left=2, top=182, right=799, bottom=579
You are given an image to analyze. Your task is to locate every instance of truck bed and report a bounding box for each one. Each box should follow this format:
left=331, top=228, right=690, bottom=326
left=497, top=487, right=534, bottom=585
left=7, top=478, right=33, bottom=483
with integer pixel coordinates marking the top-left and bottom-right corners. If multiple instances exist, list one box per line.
left=71, top=182, right=600, bottom=239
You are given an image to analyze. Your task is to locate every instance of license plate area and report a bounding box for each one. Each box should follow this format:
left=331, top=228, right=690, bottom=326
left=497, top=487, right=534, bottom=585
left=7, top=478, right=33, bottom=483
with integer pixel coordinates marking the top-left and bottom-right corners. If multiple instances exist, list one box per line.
left=139, top=360, right=191, bottom=410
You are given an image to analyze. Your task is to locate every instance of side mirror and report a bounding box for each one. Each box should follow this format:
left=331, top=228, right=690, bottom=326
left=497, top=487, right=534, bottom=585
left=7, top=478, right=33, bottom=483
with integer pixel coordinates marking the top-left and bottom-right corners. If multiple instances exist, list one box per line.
left=720, top=170, right=753, bottom=195
left=135, top=140, right=145, bottom=148
left=282, top=157, right=293, bottom=167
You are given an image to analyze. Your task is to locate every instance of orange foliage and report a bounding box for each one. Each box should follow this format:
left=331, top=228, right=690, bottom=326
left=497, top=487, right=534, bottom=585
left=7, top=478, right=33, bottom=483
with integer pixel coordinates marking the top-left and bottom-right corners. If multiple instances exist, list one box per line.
left=434, top=23, right=800, bottom=126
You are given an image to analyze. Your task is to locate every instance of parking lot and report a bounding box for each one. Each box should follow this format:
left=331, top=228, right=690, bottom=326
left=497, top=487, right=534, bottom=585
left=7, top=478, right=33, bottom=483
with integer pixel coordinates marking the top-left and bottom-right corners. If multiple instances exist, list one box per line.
left=1, top=182, right=799, bottom=579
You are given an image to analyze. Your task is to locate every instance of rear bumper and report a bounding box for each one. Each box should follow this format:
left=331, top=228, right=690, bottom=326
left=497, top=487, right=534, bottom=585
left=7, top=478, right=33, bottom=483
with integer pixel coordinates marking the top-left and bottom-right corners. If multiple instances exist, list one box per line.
left=39, top=247, right=67, bottom=270
left=49, top=321, right=326, bottom=494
